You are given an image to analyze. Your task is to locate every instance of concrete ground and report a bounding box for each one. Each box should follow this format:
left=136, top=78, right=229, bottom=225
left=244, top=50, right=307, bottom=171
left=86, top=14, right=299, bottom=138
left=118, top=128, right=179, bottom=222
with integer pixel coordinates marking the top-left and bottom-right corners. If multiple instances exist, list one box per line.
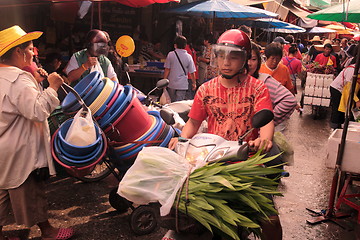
left=3, top=93, right=360, bottom=240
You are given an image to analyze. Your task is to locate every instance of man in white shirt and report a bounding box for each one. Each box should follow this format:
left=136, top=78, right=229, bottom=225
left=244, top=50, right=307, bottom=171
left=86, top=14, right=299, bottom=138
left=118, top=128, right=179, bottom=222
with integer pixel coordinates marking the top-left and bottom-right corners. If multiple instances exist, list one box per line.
left=164, top=35, right=196, bottom=102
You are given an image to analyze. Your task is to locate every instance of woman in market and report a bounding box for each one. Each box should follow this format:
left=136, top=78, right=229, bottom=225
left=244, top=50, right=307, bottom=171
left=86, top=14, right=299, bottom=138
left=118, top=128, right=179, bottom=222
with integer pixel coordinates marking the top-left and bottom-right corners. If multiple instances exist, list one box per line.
left=249, top=43, right=297, bottom=131
left=259, top=42, right=295, bottom=94
left=330, top=45, right=360, bottom=128
left=282, top=44, right=302, bottom=94
left=0, top=25, right=74, bottom=240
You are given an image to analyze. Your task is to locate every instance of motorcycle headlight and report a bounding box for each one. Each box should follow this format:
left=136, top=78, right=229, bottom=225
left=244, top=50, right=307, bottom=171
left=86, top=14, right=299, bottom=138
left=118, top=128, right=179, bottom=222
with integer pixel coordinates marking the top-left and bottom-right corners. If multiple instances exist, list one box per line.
left=207, top=147, right=230, bottom=162
left=185, top=144, right=215, bottom=165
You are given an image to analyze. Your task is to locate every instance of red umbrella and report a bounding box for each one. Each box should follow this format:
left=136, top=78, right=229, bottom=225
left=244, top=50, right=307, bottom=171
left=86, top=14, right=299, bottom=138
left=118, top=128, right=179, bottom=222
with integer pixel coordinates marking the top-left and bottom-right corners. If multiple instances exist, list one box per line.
left=353, top=34, right=360, bottom=41
left=0, top=0, right=180, bottom=8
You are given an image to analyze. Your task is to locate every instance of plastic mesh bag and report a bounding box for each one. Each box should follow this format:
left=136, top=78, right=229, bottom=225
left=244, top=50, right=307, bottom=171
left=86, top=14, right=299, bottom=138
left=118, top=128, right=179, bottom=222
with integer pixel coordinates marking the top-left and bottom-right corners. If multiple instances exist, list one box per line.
left=118, top=147, right=193, bottom=216
left=273, top=131, right=294, bottom=166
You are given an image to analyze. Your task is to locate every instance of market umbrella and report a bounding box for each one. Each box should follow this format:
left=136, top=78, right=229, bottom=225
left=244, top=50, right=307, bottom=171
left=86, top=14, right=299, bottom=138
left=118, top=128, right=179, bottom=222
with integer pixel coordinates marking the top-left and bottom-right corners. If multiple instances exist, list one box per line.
left=163, top=0, right=278, bottom=19
left=306, top=0, right=360, bottom=227
left=0, top=0, right=180, bottom=8
left=307, top=0, right=360, bottom=22
left=231, top=18, right=305, bottom=33
left=307, top=26, right=336, bottom=33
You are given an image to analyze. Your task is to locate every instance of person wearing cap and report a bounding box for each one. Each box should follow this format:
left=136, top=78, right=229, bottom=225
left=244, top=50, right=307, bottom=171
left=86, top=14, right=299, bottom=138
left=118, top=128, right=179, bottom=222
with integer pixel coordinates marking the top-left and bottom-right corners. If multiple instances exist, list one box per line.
left=0, top=25, right=74, bottom=240
left=64, top=29, right=118, bottom=86
left=169, top=29, right=283, bottom=240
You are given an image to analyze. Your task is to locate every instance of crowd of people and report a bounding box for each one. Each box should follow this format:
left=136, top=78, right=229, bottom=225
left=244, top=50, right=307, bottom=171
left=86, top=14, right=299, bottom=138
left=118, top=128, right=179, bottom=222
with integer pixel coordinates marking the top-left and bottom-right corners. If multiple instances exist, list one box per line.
left=0, top=22, right=359, bottom=240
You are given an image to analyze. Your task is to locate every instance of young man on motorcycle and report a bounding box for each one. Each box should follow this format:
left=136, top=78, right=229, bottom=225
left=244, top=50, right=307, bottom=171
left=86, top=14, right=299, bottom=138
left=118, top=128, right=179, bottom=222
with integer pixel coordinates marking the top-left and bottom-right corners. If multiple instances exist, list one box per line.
left=169, top=29, right=282, bottom=240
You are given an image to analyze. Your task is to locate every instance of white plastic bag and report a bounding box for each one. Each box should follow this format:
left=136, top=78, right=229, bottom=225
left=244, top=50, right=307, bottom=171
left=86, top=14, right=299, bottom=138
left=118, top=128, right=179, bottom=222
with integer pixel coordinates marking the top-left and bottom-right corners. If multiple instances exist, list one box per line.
left=118, top=147, right=193, bottom=216
left=159, top=88, right=171, bottom=105
left=65, top=108, right=97, bottom=146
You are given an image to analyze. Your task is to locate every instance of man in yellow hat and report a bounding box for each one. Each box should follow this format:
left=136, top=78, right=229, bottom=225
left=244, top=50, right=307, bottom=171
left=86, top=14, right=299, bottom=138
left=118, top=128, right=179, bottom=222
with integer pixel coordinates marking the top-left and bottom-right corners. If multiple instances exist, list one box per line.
left=0, top=25, right=74, bottom=240
left=306, top=35, right=323, bottom=62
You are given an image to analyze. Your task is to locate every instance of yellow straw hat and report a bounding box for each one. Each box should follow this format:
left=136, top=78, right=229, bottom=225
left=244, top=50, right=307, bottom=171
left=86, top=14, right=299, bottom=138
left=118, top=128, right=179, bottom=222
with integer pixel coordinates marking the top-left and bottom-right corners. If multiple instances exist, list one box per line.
left=0, top=25, right=42, bottom=57
left=314, top=39, right=341, bottom=52
left=309, top=36, right=322, bottom=42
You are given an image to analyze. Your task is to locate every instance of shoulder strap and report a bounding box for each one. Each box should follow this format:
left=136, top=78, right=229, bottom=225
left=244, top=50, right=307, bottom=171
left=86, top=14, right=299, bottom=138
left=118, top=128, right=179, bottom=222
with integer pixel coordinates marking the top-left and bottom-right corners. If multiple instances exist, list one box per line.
left=174, top=50, right=187, bottom=75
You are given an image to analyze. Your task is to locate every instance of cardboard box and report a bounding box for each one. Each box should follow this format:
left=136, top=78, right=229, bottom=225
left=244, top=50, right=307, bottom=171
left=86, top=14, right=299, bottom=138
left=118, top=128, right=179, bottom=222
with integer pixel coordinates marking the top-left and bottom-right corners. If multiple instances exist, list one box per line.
left=326, top=129, right=360, bottom=173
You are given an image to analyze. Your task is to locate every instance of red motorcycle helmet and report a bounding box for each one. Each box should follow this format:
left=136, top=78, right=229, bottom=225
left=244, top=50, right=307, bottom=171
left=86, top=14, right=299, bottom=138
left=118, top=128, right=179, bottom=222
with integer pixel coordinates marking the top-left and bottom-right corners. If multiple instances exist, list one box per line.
left=211, top=29, right=251, bottom=79
left=216, top=29, right=251, bottom=55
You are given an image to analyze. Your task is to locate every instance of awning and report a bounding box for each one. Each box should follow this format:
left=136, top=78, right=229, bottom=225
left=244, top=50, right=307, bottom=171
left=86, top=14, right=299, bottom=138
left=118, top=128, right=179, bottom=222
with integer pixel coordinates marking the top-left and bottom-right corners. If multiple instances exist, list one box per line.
left=310, top=0, right=330, bottom=10
left=263, top=1, right=289, bottom=20
left=297, top=17, right=318, bottom=28
left=229, top=0, right=273, bottom=5
left=285, top=3, right=312, bottom=19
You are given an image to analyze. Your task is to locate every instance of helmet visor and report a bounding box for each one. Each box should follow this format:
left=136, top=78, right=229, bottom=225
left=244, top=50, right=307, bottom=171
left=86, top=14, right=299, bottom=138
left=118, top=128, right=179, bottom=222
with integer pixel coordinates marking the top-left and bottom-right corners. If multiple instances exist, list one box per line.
left=211, top=44, right=247, bottom=68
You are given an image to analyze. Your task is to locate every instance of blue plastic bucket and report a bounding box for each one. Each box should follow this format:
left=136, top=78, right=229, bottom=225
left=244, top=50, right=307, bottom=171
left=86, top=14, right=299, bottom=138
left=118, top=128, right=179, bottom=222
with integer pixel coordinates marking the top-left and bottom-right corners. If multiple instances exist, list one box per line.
left=98, top=85, right=133, bottom=129
left=61, top=71, right=104, bottom=112
left=57, top=118, right=102, bottom=156
left=54, top=135, right=104, bottom=165
left=93, top=81, right=119, bottom=118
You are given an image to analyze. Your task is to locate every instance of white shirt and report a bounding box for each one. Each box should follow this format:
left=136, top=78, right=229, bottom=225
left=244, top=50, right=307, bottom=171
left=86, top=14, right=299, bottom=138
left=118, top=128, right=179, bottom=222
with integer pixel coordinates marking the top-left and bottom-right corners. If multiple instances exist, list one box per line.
left=330, top=64, right=355, bottom=92
left=0, top=67, right=58, bottom=189
left=64, top=54, right=117, bottom=80
left=164, top=49, right=196, bottom=90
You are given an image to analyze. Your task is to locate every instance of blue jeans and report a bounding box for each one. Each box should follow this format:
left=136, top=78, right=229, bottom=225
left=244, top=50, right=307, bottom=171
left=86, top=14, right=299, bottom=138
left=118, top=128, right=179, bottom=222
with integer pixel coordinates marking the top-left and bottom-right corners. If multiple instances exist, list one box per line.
left=167, top=87, right=187, bottom=102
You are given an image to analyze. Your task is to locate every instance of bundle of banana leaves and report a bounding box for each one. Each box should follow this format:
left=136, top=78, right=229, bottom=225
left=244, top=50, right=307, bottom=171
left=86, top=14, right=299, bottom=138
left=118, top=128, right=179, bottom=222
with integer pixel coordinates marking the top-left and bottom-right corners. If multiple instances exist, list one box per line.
left=174, top=151, right=283, bottom=240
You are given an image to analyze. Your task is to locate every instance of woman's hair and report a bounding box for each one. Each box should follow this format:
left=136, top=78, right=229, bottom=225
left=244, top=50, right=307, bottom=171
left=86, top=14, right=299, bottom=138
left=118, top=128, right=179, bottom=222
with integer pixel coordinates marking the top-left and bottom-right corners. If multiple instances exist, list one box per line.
left=204, top=33, right=214, bottom=44
left=285, top=35, right=294, bottom=44
left=264, top=42, right=283, bottom=58
left=0, top=41, right=32, bottom=61
left=350, top=44, right=358, bottom=65
left=250, top=43, right=261, bottom=79
left=289, top=44, right=298, bottom=55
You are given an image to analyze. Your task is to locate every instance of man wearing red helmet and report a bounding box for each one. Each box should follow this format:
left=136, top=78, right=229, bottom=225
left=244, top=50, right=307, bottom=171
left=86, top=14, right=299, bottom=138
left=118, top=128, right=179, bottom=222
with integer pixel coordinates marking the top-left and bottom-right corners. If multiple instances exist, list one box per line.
left=169, top=29, right=282, bottom=240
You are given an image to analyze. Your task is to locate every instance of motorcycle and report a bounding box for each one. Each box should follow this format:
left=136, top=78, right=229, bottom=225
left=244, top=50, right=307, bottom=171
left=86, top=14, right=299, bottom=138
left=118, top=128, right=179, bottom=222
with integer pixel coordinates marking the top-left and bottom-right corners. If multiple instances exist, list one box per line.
left=160, top=109, right=283, bottom=240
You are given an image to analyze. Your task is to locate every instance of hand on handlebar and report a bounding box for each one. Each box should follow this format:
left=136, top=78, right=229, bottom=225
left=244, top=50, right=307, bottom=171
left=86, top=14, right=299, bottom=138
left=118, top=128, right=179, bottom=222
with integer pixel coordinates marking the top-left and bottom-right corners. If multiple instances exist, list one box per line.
left=168, top=137, right=179, bottom=150
left=248, top=138, right=272, bottom=153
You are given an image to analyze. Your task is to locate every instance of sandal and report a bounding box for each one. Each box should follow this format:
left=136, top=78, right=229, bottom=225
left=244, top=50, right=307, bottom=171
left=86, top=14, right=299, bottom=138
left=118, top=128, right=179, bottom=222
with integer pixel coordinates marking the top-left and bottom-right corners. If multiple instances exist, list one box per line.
left=42, top=228, right=74, bottom=240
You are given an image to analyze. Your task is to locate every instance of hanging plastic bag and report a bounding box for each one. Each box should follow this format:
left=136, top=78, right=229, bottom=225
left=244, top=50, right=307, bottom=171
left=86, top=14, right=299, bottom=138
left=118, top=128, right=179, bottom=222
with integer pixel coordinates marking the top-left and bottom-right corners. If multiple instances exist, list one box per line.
left=159, top=88, right=171, bottom=105
left=273, top=131, right=294, bottom=166
left=118, top=147, right=197, bottom=216
left=65, top=108, right=97, bottom=146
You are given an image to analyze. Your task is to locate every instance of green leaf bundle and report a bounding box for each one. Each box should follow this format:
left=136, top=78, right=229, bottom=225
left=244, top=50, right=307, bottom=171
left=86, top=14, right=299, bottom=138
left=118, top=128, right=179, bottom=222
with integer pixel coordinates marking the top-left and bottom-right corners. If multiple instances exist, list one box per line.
left=174, top=151, right=283, bottom=240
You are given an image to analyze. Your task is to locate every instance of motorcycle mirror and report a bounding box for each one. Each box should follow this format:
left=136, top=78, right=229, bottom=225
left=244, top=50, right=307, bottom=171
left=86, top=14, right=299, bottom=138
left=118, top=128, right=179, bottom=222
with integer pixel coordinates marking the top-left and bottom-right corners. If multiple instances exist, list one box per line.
left=123, top=63, right=131, bottom=85
left=160, top=109, right=175, bottom=125
left=147, top=79, right=169, bottom=97
left=156, top=79, right=169, bottom=89
left=251, top=109, right=274, bottom=129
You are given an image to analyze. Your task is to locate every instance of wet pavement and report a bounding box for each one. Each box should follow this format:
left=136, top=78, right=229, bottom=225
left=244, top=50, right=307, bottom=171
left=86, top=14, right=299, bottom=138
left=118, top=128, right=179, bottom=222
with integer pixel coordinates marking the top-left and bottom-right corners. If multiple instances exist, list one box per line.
left=3, top=92, right=360, bottom=240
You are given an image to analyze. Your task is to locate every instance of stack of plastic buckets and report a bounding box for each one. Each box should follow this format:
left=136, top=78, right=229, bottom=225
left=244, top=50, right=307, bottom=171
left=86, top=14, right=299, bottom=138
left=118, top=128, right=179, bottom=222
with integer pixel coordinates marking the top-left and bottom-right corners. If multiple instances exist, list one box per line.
left=51, top=119, right=107, bottom=178
left=57, top=71, right=177, bottom=175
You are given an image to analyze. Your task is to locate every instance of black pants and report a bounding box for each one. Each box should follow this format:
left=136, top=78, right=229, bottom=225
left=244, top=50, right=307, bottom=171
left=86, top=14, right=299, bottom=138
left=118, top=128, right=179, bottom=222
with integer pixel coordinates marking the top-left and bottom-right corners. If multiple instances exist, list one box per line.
left=330, top=86, right=344, bottom=129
